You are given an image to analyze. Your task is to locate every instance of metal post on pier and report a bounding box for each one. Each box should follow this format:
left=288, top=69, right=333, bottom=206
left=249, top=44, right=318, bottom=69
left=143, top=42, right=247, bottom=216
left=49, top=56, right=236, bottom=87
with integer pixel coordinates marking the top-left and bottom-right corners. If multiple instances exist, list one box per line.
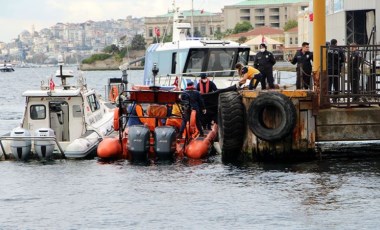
left=313, top=0, right=329, bottom=109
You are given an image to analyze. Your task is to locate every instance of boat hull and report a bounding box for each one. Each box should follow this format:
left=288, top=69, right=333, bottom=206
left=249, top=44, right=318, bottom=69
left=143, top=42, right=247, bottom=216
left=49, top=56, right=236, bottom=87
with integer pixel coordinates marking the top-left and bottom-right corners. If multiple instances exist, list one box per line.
left=97, top=124, right=218, bottom=162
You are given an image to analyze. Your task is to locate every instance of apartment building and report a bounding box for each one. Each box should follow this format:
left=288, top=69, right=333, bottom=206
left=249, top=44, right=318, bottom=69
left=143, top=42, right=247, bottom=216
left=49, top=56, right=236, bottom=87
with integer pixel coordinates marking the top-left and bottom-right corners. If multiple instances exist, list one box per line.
left=223, top=0, right=309, bottom=30
left=144, top=10, right=224, bottom=44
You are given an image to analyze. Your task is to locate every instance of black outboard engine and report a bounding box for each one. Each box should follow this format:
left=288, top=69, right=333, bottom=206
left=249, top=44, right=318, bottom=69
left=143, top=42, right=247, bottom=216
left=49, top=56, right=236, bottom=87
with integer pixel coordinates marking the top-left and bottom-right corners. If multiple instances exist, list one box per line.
left=127, top=125, right=150, bottom=162
left=154, top=126, right=176, bottom=161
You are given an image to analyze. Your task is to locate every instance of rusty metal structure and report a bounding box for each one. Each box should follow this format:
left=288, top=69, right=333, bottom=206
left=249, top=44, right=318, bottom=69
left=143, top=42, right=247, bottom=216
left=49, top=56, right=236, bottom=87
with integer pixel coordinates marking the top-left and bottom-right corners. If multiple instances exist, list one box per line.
left=319, top=44, right=380, bottom=107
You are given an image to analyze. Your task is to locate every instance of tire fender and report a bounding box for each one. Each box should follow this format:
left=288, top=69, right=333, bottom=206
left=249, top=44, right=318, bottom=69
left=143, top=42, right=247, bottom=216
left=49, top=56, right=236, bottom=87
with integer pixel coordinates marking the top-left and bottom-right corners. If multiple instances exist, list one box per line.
left=248, top=92, right=296, bottom=142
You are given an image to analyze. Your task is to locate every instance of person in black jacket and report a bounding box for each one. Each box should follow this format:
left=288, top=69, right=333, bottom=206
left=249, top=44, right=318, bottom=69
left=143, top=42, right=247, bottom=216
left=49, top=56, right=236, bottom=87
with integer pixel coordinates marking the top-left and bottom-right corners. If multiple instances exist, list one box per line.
left=196, top=73, right=217, bottom=94
left=291, top=42, right=313, bottom=89
left=178, top=81, right=206, bottom=137
left=348, top=42, right=362, bottom=102
left=327, top=39, right=345, bottom=100
left=254, top=43, right=276, bottom=89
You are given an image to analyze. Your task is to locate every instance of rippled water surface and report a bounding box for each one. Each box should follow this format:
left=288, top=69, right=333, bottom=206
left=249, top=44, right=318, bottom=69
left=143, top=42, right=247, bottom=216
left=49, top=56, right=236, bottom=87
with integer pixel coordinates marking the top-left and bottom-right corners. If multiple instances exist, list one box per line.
left=0, top=68, right=379, bottom=229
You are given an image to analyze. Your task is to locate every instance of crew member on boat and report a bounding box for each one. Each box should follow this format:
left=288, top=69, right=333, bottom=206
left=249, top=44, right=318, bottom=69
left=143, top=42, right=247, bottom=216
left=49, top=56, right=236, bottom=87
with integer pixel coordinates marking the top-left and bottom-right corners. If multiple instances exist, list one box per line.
left=127, top=104, right=144, bottom=126
left=235, top=63, right=263, bottom=90
left=178, top=81, right=206, bottom=137
left=196, top=73, right=217, bottom=94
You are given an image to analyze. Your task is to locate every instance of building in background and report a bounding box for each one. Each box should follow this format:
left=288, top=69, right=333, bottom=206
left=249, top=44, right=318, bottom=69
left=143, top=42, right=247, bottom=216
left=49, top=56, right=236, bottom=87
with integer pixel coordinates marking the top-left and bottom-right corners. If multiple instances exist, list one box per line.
left=223, top=0, right=309, bottom=30
left=284, top=26, right=299, bottom=58
left=325, top=0, right=380, bottom=45
left=144, top=9, right=224, bottom=45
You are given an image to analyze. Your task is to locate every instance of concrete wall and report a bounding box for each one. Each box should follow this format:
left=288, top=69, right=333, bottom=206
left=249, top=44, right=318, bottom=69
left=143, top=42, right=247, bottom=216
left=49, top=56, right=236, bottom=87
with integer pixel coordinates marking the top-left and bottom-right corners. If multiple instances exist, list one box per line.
left=325, top=0, right=380, bottom=44
left=326, top=12, right=346, bottom=45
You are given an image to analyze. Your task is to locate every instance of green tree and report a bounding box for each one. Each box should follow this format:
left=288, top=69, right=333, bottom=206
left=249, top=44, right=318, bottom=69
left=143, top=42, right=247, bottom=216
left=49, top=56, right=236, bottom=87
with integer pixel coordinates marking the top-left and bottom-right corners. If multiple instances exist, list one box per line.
left=238, top=36, right=247, bottom=44
left=233, top=21, right=253, bottom=34
left=284, top=19, right=298, bottom=31
left=131, top=34, right=146, bottom=50
left=214, top=30, right=223, bottom=40
left=103, top=44, right=119, bottom=54
left=152, top=34, right=173, bottom=44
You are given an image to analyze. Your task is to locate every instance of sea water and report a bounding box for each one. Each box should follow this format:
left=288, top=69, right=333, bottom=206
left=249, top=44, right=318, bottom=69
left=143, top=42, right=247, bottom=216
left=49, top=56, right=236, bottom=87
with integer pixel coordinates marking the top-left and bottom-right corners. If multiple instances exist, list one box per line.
left=0, top=67, right=379, bottom=229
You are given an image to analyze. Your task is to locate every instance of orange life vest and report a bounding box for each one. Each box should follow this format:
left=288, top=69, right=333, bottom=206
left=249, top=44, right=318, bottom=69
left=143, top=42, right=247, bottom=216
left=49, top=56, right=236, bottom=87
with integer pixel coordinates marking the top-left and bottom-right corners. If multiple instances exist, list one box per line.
left=199, top=79, right=210, bottom=94
left=109, top=86, right=119, bottom=103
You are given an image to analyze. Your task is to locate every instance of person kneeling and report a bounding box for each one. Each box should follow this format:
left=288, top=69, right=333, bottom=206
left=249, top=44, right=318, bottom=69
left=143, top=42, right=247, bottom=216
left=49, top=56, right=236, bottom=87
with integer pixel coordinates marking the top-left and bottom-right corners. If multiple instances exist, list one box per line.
left=235, top=63, right=262, bottom=90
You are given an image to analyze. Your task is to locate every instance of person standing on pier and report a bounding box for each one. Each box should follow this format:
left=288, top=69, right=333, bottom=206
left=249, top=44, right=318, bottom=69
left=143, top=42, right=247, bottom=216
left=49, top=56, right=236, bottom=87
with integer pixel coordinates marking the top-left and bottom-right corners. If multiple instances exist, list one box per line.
left=254, top=43, right=276, bottom=89
left=327, top=39, right=346, bottom=101
left=348, top=43, right=362, bottom=102
left=290, top=42, right=313, bottom=89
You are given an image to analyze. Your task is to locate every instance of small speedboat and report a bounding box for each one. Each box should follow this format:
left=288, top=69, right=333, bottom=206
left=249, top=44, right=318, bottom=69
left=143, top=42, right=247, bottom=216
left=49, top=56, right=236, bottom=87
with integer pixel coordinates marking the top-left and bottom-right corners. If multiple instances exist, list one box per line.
left=0, top=63, right=15, bottom=72
left=0, top=63, right=115, bottom=160
left=97, top=67, right=218, bottom=163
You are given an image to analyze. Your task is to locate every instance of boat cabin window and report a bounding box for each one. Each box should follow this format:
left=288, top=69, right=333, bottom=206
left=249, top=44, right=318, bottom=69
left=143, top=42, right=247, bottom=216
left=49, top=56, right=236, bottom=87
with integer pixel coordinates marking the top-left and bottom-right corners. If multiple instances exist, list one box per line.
left=87, top=94, right=100, bottom=112
left=237, top=49, right=250, bottom=65
left=184, top=48, right=250, bottom=76
left=171, top=52, right=177, bottom=74
left=30, top=105, right=46, bottom=120
left=72, top=105, right=83, bottom=117
left=207, top=50, right=236, bottom=72
left=186, top=49, right=207, bottom=73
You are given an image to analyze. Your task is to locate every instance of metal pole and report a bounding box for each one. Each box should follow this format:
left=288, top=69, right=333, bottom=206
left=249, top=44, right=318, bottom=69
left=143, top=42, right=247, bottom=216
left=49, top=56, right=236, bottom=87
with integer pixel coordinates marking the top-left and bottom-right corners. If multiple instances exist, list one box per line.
left=313, top=0, right=327, bottom=108
left=191, top=0, right=194, bottom=38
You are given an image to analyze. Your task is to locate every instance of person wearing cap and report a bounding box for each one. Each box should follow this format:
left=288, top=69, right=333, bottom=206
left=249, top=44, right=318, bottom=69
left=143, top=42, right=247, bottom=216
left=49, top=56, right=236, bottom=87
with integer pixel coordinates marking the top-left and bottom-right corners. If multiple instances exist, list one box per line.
left=254, top=43, right=276, bottom=89
left=178, top=81, right=206, bottom=137
left=235, top=63, right=262, bottom=90
left=196, top=73, right=217, bottom=94
left=290, top=42, right=313, bottom=89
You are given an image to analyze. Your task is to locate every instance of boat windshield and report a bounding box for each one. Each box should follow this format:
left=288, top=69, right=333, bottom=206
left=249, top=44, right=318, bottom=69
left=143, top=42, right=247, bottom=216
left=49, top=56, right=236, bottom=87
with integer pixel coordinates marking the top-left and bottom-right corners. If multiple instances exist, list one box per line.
left=185, top=48, right=249, bottom=76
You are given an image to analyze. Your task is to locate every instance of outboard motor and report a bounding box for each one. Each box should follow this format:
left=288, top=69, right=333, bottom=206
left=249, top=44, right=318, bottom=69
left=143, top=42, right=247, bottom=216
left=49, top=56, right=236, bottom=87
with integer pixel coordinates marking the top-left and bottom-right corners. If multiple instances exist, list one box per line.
left=154, top=126, right=176, bottom=161
left=127, top=125, right=150, bottom=162
left=10, top=127, right=32, bottom=161
left=34, top=128, right=56, bottom=160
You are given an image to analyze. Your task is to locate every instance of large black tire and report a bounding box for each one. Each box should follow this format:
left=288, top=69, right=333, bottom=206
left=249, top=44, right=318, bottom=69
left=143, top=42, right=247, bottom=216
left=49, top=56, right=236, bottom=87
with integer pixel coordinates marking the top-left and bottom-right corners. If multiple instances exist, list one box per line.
left=248, top=92, right=296, bottom=142
left=218, top=91, right=245, bottom=161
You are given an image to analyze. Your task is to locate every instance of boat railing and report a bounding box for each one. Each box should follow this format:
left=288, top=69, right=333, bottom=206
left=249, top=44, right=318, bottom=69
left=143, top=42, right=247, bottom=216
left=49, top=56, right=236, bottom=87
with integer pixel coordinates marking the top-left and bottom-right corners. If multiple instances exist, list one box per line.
left=154, top=70, right=240, bottom=87
left=0, top=135, right=65, bottom=159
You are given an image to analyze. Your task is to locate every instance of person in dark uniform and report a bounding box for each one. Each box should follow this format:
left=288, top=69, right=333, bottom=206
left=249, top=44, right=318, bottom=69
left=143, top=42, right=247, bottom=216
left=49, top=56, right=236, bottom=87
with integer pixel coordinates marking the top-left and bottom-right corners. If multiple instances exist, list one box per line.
left=254, top=43, right=276, bottom=89
left=348, top=42, right=362, bottom=102
left=327, top=39, right=345, bottom=100
left=178, top=81, right=206, bottom=137
left=196, top=73, right=217, bottom=94
left=196, top=73, right=217, bottom=130
left=291, top=42, right=313, bottom=89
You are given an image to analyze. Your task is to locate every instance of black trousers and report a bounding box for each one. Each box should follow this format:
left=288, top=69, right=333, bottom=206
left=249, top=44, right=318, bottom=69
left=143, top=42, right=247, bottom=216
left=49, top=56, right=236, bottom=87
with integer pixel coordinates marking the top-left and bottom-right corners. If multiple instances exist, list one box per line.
left=248, top=73, right=263, bottom=90
left=179, top=109, right=204, bottom=136
left=259, top=69, right=275, bottom=89
left=296, top=68, right=311, bottom=89
left=328, top=69, right=340, bottom=95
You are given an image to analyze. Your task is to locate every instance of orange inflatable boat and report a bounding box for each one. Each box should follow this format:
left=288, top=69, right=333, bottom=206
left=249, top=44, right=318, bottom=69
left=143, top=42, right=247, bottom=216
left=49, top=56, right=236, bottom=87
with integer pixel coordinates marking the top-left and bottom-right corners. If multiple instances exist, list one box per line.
left=97, top=85, right=218, bottom=162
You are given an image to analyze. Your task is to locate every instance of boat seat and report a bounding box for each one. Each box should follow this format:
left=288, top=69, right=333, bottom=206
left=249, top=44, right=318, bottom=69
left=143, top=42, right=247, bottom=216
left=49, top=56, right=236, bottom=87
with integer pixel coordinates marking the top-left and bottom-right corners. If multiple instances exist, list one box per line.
left=138, top=104, right=167, bottom=131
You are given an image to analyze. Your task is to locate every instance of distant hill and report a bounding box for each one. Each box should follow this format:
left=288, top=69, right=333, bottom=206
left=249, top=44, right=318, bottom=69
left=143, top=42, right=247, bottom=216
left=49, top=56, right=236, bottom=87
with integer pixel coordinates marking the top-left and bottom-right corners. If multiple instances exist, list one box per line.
left=80, top=50, right=145, bottom=71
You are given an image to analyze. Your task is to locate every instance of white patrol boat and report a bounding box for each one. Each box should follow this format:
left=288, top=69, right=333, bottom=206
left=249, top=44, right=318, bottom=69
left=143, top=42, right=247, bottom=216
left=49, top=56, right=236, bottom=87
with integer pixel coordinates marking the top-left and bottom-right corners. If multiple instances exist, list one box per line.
left=120, top=1, right=250, bottom=90
left=0, top=63, right=115, bottom=160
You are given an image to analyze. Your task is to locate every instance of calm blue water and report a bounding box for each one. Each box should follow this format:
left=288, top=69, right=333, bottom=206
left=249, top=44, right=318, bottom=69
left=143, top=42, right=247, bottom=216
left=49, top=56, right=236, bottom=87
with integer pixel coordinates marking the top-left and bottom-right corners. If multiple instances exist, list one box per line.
left=0, top=67, right=379, bottom=229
